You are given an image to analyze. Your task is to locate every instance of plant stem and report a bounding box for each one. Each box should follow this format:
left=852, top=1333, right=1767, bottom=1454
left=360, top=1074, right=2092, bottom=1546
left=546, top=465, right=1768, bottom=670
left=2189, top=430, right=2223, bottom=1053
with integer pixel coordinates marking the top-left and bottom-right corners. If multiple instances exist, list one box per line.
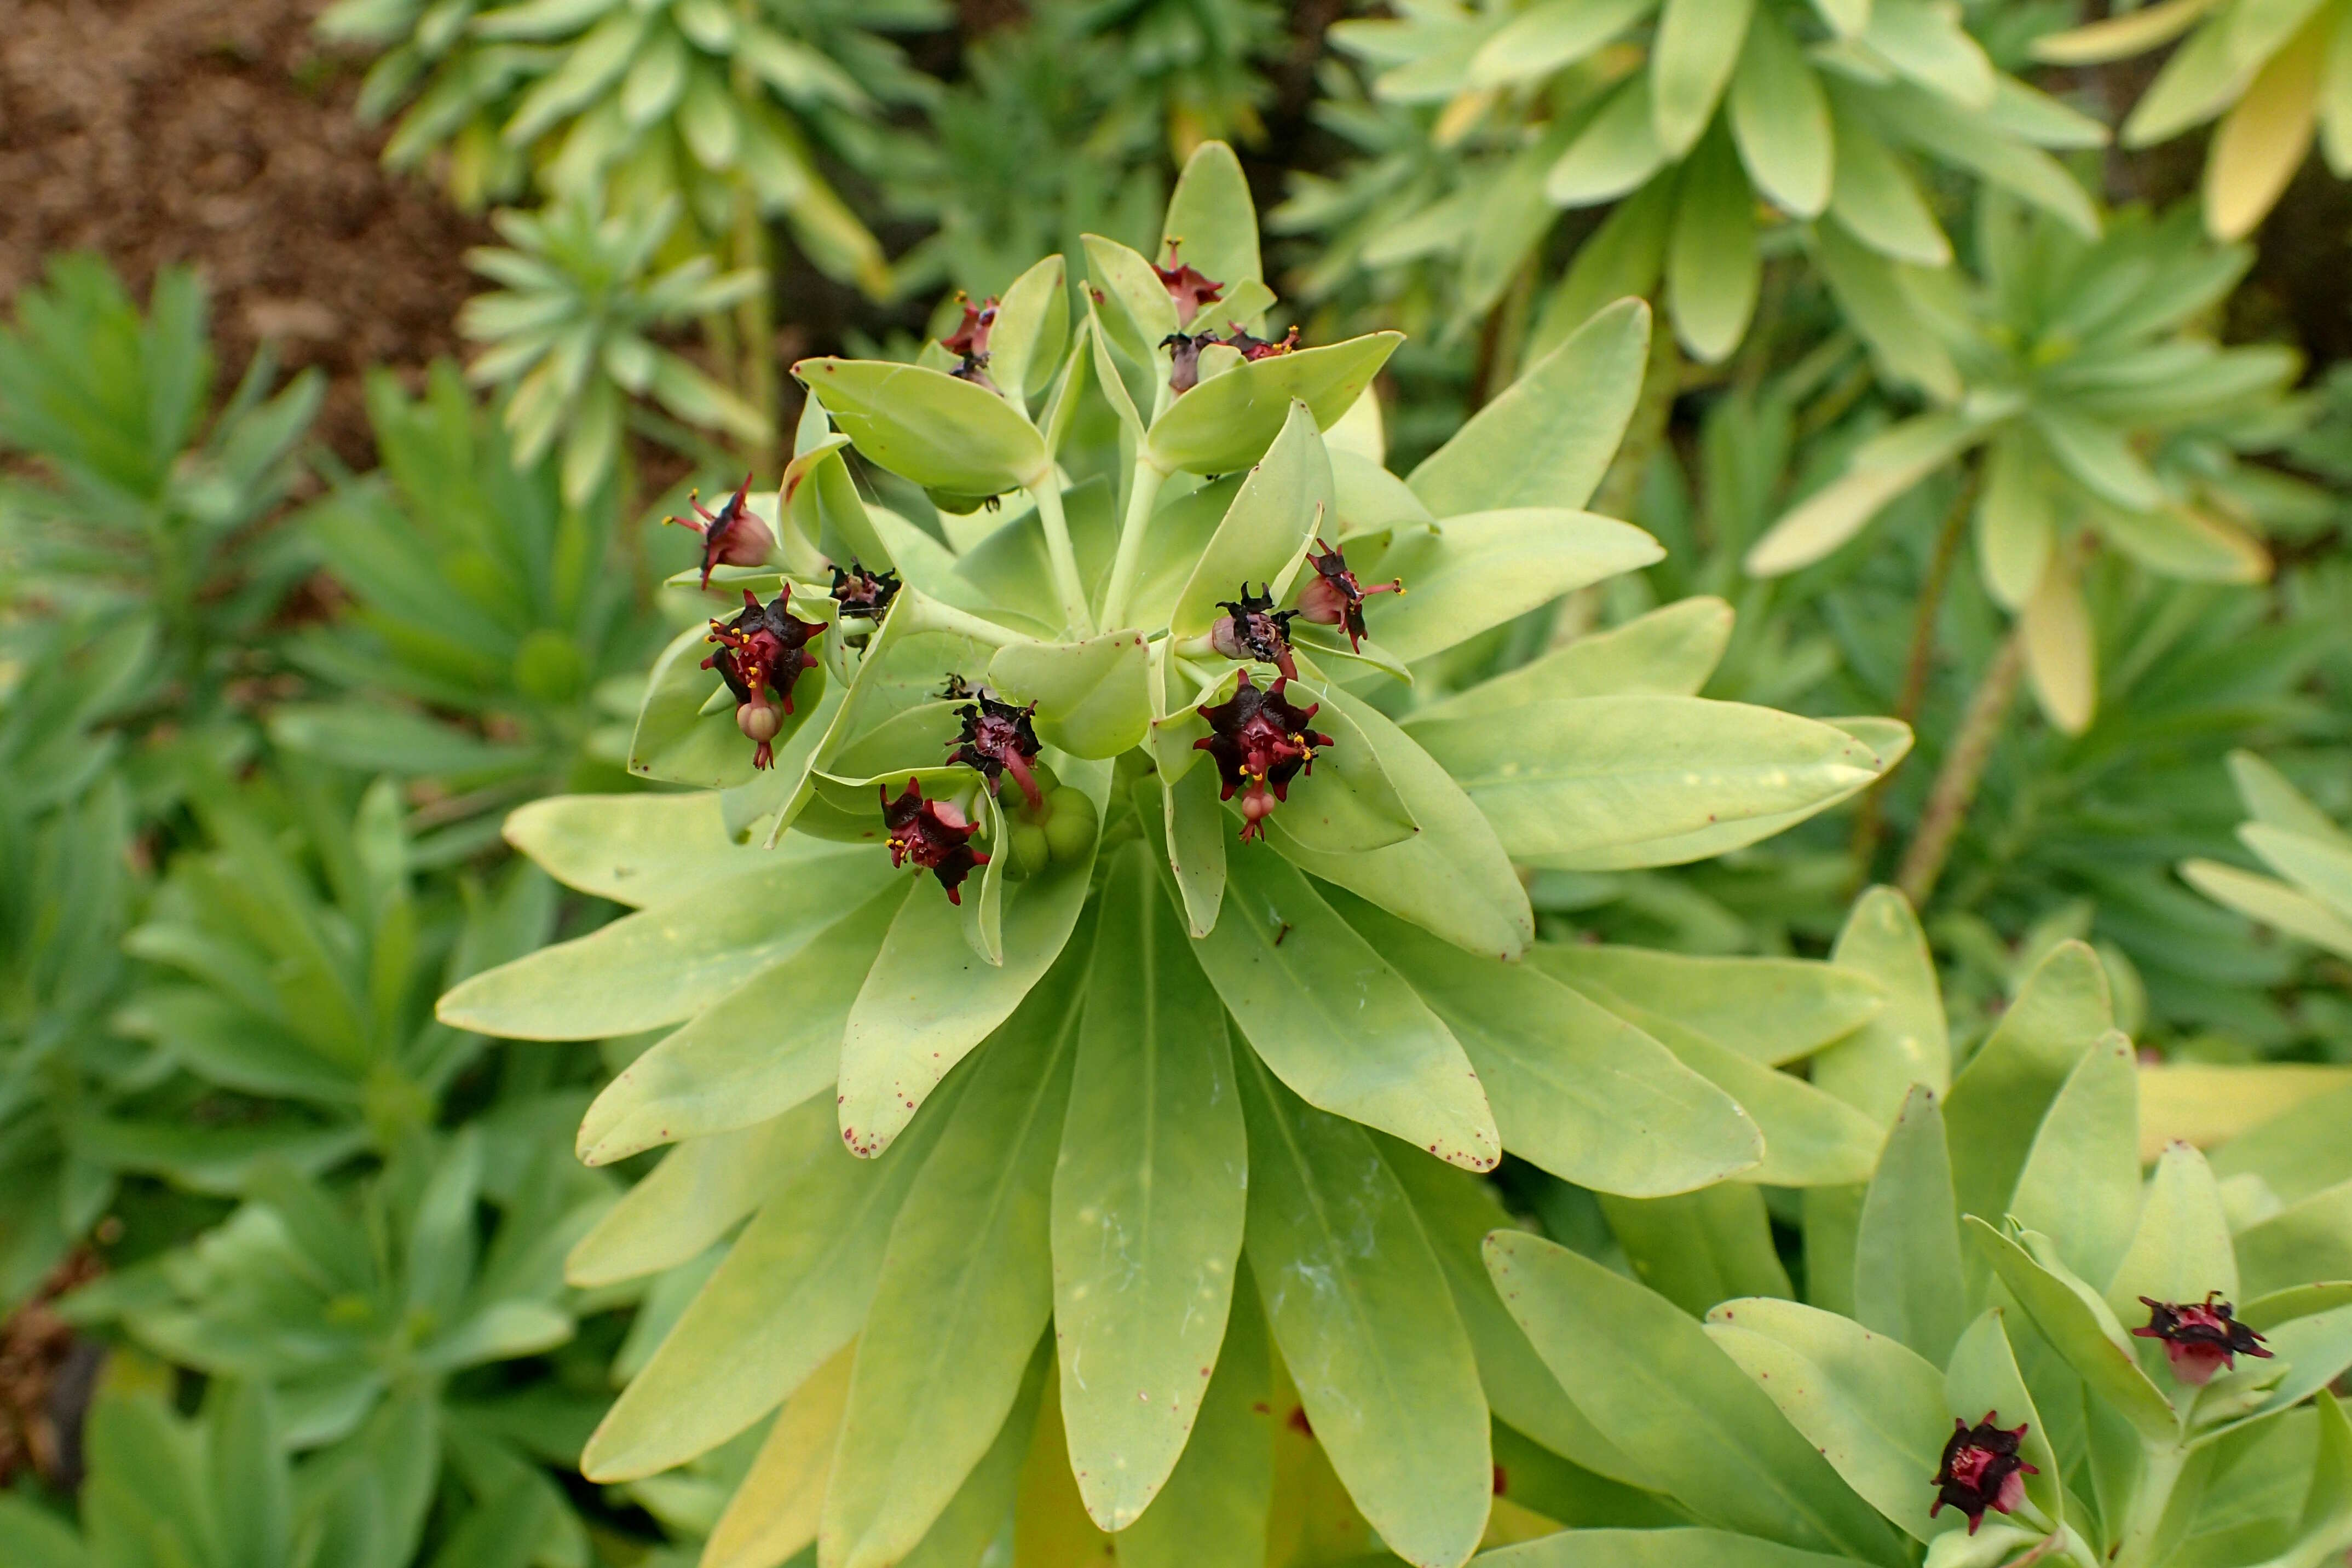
left=1591, top=316, right=1683, bottom=526
left=1099, top=458, right=1168, bottom=630
left=1851, top=460, right=1980, bottom=877
left=1029, top=478, right=1097, bottom=638
left=1895, top=622, right=2026, bottom=907
left=2109, top=1442, right=2190, bottom=1568
left=908, top=597, right=1023, bottom=649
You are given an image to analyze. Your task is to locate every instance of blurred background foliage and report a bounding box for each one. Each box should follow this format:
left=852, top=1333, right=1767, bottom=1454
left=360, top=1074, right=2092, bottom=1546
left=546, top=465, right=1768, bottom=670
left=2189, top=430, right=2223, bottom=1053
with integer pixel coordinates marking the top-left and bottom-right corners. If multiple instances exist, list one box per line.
left=2, top=0, right=2348, bottom=1562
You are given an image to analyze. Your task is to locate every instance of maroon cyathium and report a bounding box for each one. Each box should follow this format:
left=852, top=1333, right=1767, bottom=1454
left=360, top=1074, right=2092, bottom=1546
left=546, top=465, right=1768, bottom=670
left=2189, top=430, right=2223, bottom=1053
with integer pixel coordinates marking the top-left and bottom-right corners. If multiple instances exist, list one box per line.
left=1294, top=537, right=1402, bottom=653
left=1194, top=670, right=1334, bottom=842
left=1154, top=240, right=1223, bottom=327
left=1209, top=583, right=1299, bottom=679
left=666, top=473, right=775, bottom=589
left=881, top=778, right=988, bottom=904
left=1930, top=1414, right=2038, bottom=1535
left=703, top=586, right=824, bottom=769
left=2133, top=1293, right=2272, bottom=1385
left=948, top=685, right=1045, bottom=808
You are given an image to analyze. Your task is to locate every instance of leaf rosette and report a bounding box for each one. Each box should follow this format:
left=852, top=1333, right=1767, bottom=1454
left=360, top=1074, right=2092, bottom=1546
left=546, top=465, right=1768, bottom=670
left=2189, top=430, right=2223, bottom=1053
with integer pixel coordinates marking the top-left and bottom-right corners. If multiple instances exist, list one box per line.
left=437, top=145, right=1921, bottom=1565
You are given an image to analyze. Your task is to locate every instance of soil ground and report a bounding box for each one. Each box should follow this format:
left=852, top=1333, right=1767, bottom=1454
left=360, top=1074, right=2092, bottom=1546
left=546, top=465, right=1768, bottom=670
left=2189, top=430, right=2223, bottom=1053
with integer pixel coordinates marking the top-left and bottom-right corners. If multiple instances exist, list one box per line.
left=0, top=0, right=486, bottom=464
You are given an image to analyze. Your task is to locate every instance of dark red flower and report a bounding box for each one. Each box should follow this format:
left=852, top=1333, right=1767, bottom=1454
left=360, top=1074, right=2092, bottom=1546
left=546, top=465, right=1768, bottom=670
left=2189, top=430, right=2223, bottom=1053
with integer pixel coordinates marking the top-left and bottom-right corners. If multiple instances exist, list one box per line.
left=1294, top=537, right=1403, bottom=653
left=1210, top=583, right=1299, bottom=679
left=1154, top=240, right=1223, bottom=327
left=828, top=562, right=901, bottom=648
left=1163, top=331, right=1210, bottom=394
left=1930, top=1414, right=2037, bottom=1535
left=1218, top=324, right=1299, bottom=361
left=882, top=779, right=988, bottom=903
left=942, top=295, right=997, bottom=360
left=2134, top=1293, right=2272, bottom=1386
left=943, top=294, right=999, bottom=389
left=947, top=685, right=1044, bottom=808
left=702, top=587, right=824, bottom=769
left=665, top=473, right=774, bottom=589
left=1194, top=671, right=1333, bottom=842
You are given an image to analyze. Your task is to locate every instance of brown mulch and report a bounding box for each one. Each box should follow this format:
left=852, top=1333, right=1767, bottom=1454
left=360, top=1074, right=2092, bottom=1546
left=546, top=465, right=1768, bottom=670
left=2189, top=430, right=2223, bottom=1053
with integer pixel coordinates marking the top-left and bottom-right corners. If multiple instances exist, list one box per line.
left=0, top=1249, right=105, bottom=1492
left=0, top=0, right=487, bottom=465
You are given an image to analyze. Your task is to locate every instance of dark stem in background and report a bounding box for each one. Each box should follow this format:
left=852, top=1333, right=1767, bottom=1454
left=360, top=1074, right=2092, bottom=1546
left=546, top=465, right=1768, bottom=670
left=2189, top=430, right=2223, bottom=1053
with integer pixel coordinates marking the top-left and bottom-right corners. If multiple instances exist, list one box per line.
left=1851, top=460, right=1980, bottom=878
left=1467, top=255, right=1538, bottom=413
left=1896, top=622, right=2026, bottom=907
left=1591, top=316, right=1684, bottom=525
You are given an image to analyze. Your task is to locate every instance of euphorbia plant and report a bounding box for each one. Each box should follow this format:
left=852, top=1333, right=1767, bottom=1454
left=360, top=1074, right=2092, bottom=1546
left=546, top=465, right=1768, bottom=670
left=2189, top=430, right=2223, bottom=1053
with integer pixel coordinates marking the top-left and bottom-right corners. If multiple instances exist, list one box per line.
left=438, top=143, right=1915, bottom=1566
left=1488, top=910, right=2352, bottom=1568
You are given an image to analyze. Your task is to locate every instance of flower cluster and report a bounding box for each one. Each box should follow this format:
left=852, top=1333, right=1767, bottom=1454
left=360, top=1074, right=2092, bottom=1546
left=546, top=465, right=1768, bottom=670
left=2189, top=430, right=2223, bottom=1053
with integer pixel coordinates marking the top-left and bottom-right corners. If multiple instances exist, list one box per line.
left=943, top=294, right=996, bottom=387
left=947, top=685, right=1044, bottom=808
left=1208, top=584, right=1298, bottom=678
left=881, top=778, right=987, bottom=903
left=1295, top=538, right=1400, bottom=653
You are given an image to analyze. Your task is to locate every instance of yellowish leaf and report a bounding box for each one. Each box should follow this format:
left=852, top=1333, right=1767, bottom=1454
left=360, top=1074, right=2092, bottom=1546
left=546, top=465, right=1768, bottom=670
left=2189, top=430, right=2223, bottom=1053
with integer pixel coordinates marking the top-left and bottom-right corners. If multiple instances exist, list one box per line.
left=703, top=1342, right=855, bottom=1568
left=2021, top=561, right=2095, bottom=735
left=2138, top=1064, right=2352, bottom=1161
left=2204, top=18, right=2326, bottom=238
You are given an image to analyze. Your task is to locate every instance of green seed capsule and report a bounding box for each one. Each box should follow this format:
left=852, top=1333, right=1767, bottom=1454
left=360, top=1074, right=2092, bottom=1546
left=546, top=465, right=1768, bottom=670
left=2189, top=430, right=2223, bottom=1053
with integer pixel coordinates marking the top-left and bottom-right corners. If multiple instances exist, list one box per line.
left=1042, top=787, right=1098, bottom=861
left=1004, top=822, right=1052, bottom=880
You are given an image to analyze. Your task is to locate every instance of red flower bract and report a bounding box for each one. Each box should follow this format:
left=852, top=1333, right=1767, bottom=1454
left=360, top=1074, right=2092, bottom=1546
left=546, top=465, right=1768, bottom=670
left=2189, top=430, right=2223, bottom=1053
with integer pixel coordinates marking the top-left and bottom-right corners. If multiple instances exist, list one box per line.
left=1930, top=1414, right=2037, bottom=1535
left=1194, top=671, right=1334, bottom=842
left=703, top=587, right=824, bottom=770
left=943, top=294, right=998, bottom=387
left=948, top=686, right=1045, bottom=808
left=666, top=474, right=774, bottom=589
left=2134, top=1293, right=2272, bottom=1385
left=1153, top=240, right=1223, bottom=326
left=1219, top=323, right=1299, bottom=361
left=1294, top=537, right=1403, bottom=652
left=882, top=778, right=988, bottom=903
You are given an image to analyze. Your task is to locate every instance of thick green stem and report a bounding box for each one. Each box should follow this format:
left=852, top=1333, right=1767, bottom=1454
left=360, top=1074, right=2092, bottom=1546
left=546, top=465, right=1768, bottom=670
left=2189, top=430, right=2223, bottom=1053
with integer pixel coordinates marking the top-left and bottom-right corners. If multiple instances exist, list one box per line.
left=908, top=596, right=1024, bottom=649
left=1851, top=460, right=1980, bottom=878
left=1029, top=478, right=1096, bottom=638
left=1099, top=458, right=1168, bottom=630
left=1896, top=624, right=2026, bottom=907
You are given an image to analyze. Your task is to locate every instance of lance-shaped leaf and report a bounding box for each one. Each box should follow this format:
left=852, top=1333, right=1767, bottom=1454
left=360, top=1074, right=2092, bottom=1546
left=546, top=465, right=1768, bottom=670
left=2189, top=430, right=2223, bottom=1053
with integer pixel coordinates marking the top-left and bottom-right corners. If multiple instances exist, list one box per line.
left=503, top=791, right=816, bottom=908
left=795, top=358, right=1051, bottom=496
left=1162, top=139, right=1263, bottom=294
left=1238, top=1057, right=1491, bottom=1568
left=1111, top=1257, right=1276, bottom=1568
left=1174, top=833, right=1500, bottom=1172
left=1812, top=887, right=1947, bottom=1127
left=1535, top=960, right=1883, bottom=1187
left=1347, top=898, right=1757, bottom=1196
left=1967, top=1219, right=2178, bottom=1441
left=1051, top=844, right=1248, bottom=1531
left=630, top=619, right=829, bottom=791
left=1532, top=946, right=1882, bottom=1067
left=985, top=253, right=1070, bottom=405
left=1942, top=941, right=2112, bottom=1228
left=579, top=1080, right=962, bottom=1481
left=1170, top=400, right=1333, bottom=640
left=1942, top=1310, right=2066, bottom=1527
left=820, top=955, right=1081, bottom=1568
left=573, top=881, right=900, bottom=1165
left=2009, top=1033, right=2141, bottom=1289
left=437, top=852, right=896, bottom=1040
left=1406, top=695, right=1881, bottom=864
left=1853, top=1086, right=1968, bottom=1367
left=700, top=1344, right=852, bottom=1568
left=1703, top=1298, right=1954, bottom=1542
left=1158, top=763, right=1229, bottom=938
left=1600, top=1185, right=1791, bottom=1316
left=987, top=630, right=1151, bottom=759
left=1475, top=1530, right=1866, bottom=1567
left=1358, top=510, right=1663, bottom=665
left=1083, top=234, right=1182, bottom=366
left=1413, top=596, right=1733, bottom=724
left=2107, top=1142, right=2239, bottom=1373
left=836, top=760, right=1108, bottom=1156
left=1407, top=298, right=1650, bottom=516
left=1484, top=1231, right=1907, bottom=1565
left=1730, top=5, right=1832, bottom=216
left=2235, top=1180, right=2352, bottom=1299
left=1651, top=0, right=1751, bottom=154
left=1745, top=413, right=1985, bottom=576
left=1385, top=1149, right=1656, bottom=1488
left=1146, top=334, right=1404, bottom=477
left=1264, top=682, right=1531, bottom=961
left=566, top=1109, right=817, bottom=1287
